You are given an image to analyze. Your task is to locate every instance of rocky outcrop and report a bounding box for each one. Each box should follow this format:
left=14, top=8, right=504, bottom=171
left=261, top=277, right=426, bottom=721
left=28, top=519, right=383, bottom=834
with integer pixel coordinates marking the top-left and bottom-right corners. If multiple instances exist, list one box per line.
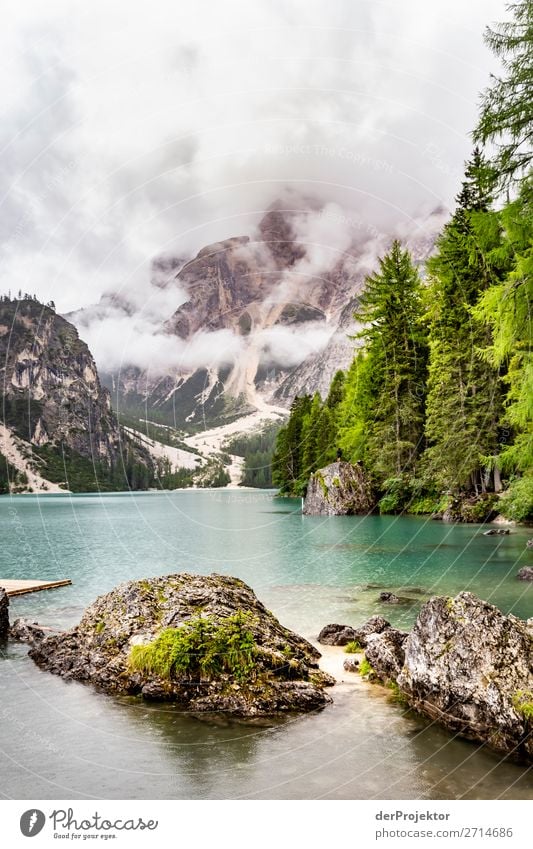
left=441, top=493, right=499, bottom=523
left=26, top=573, right=334, bottom=716
left=303, top=461, right=375, bottom=516
left=0, top=589, right=9, bottom=640
left=366, top=592, right=533, bottom=762
left=0, top=297, right=153, bottom=490
left=517, top=567, right=533, bottom=581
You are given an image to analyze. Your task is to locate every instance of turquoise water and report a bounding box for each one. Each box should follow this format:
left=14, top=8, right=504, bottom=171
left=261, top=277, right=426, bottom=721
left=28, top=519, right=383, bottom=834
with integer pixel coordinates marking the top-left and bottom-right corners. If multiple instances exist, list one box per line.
left=0, top=490, right=532, bottom=799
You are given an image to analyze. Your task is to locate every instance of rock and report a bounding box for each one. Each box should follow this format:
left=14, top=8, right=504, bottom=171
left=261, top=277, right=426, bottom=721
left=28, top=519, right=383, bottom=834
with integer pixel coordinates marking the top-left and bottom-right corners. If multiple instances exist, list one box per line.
left=378, top=591, right=400, bottom=604
left=364, top=629, right=408, bottom=682
left=526, top=539, right=533, bottom=550
left=0, top=589, right=9, bottom=640
left=343, top=658, right=360, bottom=672
left=396, top=592, right=533, bottom=762
left=303, top=461, right=375, bottom=516
left=517, top=567, right=533, bottom=581
left=317, top=623, right=358, bottom=646
left=10, top=618, right=47, bottom=644
left=442, top=493, right=499, bottom=524
left=484, top=528, right=510, bottom=536
left=352, top=615, right=391, bottom=648
left=26, top=573, right=334, bottom=716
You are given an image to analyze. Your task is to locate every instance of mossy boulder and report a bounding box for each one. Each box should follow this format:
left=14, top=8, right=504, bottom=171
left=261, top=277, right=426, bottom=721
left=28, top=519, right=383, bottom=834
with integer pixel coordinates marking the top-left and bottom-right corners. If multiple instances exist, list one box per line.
left=303, top=461, right=375, bottom=516
left=365, top=592, right=533, bottom=763
left=26, top=573, right=334, bottom=716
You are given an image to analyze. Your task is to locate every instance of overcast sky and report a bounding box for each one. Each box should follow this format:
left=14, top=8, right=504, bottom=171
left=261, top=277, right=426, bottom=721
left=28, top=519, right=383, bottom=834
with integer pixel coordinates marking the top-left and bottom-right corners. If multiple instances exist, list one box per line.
left=0, top=0, right=509, bottom=316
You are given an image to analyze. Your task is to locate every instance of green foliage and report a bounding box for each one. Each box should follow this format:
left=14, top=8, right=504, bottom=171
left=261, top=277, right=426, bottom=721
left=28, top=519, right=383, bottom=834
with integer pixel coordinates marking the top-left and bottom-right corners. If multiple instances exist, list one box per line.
left=128, top=612, right=257, bottom=683
left=472, top=179, right=533, bottom=476
left=353, top=241, right=428, bottom=483
left=386, top=680, right=408, bottom=705
left=512, top=690, right=533, bottom=721
left=224, top=422, right=281, bottom=487
left=498, top=473, right=533, bottom=521
left=272, top=378, right=346, bottom=496
left=474, top=0, right=533, bottom=186
left=195, top=460, right=231, bottom=488
left=423, top=149, right=506, bottom=495
left=0, top=450, right=28, bottom=494
left=359, top=658, right=375, bottom=678
left=344, top=641, right=362, bottom=654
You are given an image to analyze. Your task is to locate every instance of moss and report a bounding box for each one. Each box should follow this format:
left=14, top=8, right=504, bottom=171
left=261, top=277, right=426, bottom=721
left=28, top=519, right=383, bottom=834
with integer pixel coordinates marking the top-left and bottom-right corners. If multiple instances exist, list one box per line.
left=386, top=680, right=408, bottom=705
left=512, top=690, right=533, bottom=721
left=128, top=611, right=257, bottom=683
left=359, top=658, right=375, bottom=678
left=445, top=597, right=455, bottom=613
left=332, top=477, right=340, bottom=488
left=344, top=640, right=362, bottom=654
left=95, top=621, right=105, bottom=635
left=314, top=471, right=329, bottom=498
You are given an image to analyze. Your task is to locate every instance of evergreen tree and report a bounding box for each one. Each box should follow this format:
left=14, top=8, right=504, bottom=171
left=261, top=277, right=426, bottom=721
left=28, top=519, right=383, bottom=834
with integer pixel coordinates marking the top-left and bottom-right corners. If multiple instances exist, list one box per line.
left=353, top=240, right=427, bottom=482
left=423, top=151, right=505, bottom=494
left=474, top=0, right=533, bottom=186
left=472, top=176, right=533, bottom=476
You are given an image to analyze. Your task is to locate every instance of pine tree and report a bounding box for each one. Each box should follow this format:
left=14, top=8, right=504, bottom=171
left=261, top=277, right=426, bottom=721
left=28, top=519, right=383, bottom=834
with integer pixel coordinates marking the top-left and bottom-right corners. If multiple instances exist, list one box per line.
left=472, top=176, right=533, bottom=475
left=353, top=240, right=427, bottom=482
left=474, top=0, right=533, bottom=186
left=423, top=151, right=505, bottom=494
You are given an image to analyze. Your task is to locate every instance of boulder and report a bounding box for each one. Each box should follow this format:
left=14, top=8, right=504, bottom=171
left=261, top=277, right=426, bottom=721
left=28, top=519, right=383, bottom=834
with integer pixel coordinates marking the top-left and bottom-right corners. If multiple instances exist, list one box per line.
left=365, top=629, right=408, bottom=682
left=343, top=658, right=360, bottom=672
left=26, top=573, right=334, bottom=716
left=0, top=588, right=9, bottom=640
left=352, top=615, right=391, bottom=648
left=303, top=461, right=375, bottom=516
left=317, top=623, right=358, bottom=646
left=526, top=539, right=533, bottom=550
left=10, top=618, right=48, bottom=644
left=396, top=592, right=533, bottom=762
left=517, top=567, right=533, bottom=582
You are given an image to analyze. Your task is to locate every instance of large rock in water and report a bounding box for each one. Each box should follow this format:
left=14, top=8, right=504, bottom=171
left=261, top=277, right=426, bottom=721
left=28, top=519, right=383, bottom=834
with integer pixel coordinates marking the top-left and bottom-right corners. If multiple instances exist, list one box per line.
left=26, top=574, right=333, bottom=716
left=394, top=592, right=533, bottom=761
left=303, top=461, right=375, bottom=516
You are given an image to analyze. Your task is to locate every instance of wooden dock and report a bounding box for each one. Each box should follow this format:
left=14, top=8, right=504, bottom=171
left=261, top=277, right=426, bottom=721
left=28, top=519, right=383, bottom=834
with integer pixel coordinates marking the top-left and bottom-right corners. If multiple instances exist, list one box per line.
left=0, top=578, right=72, bottom=597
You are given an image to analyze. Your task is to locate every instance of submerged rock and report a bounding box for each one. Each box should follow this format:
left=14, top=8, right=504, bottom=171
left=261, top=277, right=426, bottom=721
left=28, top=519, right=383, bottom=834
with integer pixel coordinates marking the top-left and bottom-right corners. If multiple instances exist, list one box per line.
left=303, top=461, right=375, bottom=516
left=484, top=528, right=510, bottom=536
left=395, top=592, right=533, bottom=762
left=378, top=591, right=401, bottom=604
left=343, top=657, right=360, bottom=672
left=517, top=567, right=533, bottom=581
left=26, top=573, right=334, bottom=716
left=0, top=589, right=9, bottom=640
left=317, top=623, right=358, bottom=646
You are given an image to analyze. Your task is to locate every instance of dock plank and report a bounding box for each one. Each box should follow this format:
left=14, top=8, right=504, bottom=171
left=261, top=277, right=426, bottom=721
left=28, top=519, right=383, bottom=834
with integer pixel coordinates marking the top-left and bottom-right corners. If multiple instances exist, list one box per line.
left=0, top=579, right=72, bottom=597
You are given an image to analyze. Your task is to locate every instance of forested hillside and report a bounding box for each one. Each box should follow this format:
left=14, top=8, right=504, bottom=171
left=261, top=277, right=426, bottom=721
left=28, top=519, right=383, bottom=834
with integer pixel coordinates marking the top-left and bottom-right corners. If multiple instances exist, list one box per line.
left=272, top=0, right=532, bottom=521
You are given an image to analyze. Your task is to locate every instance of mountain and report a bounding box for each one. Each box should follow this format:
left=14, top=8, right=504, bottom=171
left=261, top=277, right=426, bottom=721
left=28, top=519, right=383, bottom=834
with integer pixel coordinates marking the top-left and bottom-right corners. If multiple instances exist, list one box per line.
left=0, top=297, right=153, bottom=492
left=73, top=205, right=447, bottom=431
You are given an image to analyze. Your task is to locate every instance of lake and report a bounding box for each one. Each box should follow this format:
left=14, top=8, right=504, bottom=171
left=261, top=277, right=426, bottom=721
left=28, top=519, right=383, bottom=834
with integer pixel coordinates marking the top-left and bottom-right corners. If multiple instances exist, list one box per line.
left=0, top=490, right=532, bottom=799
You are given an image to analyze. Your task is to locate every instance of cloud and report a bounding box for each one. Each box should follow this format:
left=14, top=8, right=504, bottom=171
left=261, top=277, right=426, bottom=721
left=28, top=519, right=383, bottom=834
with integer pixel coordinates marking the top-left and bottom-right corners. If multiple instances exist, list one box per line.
left=257, top=323, right=333, bottom=368
left=0, top=0, right=509, bottom=354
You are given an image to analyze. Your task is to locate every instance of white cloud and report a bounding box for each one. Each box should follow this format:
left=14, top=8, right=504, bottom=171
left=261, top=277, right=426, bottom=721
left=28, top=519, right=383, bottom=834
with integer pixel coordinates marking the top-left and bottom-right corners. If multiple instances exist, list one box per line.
left=0, top=0, right=509, bottom=355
